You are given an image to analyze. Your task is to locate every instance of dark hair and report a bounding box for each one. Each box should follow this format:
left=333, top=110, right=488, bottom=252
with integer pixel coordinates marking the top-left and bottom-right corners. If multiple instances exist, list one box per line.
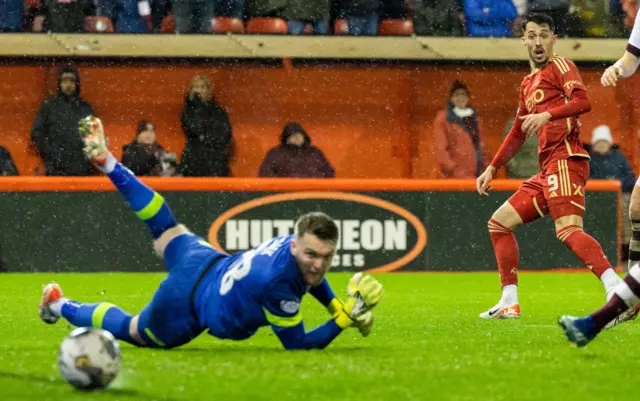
left=521, top=12, right=555, bottom=33
left=136, top=120, right=154, bottom=137
left=450, top=80, right=469, bottom=96
left=295, top=212, right=339, bottom=242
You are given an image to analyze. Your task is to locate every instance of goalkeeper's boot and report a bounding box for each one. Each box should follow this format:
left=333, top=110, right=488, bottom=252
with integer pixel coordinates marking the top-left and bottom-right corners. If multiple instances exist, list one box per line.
left=479, top=303, right=520, bottom=319
left=39, top=282, right=63, bottom=324
left=558, top=315, right=597, bottom=347
left=78, top=116, right=109, bottom=166
left=604, top=303, right=640, bottom=329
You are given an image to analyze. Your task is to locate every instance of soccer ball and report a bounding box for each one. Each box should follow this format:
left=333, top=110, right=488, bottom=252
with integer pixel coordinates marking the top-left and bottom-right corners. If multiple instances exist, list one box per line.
left=58, top=327, right=121, bottom=390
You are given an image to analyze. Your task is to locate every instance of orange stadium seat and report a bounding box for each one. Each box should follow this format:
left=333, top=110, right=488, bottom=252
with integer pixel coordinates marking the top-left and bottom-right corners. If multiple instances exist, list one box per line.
left=246, top=18, right=288, bottom=34
left=334, top=19, right=348, bottom=35
left=211, top=17, right=244, bottom=33
left=161, top=14, right=175, bottom=33
left=84, top=16, right=115, bottom=33
left=378, top=19, right=414, bottom=36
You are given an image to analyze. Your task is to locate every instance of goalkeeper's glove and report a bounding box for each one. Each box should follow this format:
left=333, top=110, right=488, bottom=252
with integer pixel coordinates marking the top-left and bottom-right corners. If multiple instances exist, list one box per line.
left=353, top=310, right=374, bottom=337
left=330, top=273, right=384, bottom=331
left=328, top=298, right=374, bottom=337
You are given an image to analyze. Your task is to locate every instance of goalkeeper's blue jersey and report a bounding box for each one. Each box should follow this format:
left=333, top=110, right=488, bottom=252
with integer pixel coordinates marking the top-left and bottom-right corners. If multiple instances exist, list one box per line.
left=192, top=235, right=308, bottom=340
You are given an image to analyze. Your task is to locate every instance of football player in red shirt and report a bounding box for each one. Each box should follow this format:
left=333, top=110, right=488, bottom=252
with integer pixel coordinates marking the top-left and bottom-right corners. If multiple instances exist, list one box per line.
left=476, top=12, right=623, bottom=319
left=558, top=10, right=640, bottom=346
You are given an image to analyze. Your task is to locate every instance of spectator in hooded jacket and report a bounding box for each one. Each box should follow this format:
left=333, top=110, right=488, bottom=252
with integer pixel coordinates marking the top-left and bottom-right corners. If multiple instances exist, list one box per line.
left=180, top=75, right=233, bottom=177
left=433, top=80, right=489, bottom=178
left=122, top=121, right=178, bottom=177
left=31, top=65, right=96, bottom=176
left=463, top=0, right=518, bottom=37
left=259, top=122, right=335, bottom=178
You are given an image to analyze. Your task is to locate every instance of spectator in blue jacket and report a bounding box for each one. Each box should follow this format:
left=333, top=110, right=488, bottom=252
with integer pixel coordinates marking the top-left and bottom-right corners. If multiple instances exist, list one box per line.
left=0, top=0, right=23, bottom=31
left=464, top=0, right=518, bottom=37
left=589, top=125, right=635, bottom=193
left=589, top=124, right=636, bottom=262
left=99, top=0, right=157, bottom=33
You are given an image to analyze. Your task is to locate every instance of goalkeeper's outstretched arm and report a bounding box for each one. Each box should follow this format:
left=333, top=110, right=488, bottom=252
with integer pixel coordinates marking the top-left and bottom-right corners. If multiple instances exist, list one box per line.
left=270, top=319, right=347, bottom=351
left=264, top=274, right=384, bottom=350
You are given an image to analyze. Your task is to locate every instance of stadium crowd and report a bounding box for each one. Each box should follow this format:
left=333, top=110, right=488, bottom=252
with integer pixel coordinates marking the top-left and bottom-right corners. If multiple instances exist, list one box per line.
left=0, top=2, right=636, bottom=256
left=0, top=0, right=636, bottom=37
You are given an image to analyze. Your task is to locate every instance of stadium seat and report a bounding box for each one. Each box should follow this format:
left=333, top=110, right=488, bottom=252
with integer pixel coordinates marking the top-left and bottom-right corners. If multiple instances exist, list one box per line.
left=24, top=0, right=40, bottom=8
left=211, top=17, right=244, bottom=33
left=246, top=18, right=288, bottom=34
left=378, top=19, right=414, bottom=36
left=84, top=16, right=115, bottom=33
left=334, top=19, right=348, bottom=35
left=161, top=14, right=175, bottom=33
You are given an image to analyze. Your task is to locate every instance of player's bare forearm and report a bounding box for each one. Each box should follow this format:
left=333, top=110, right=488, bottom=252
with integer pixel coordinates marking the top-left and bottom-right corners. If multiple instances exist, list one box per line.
left=476, top=165, right=496, bottom=196
left=618, top=51, right=640, bottom=77
left=602, top=52, right=640, bottom=86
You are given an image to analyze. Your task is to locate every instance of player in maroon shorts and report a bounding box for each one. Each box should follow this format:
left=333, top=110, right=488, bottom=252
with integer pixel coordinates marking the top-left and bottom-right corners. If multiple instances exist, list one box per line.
left=476, top=12, right=623, bottom=319
left=558, top=9, right=640, bottom=346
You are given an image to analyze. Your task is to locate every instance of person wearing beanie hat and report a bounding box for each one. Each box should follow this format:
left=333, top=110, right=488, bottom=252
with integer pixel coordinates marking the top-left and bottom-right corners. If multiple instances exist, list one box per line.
left=122, top=121, right=178, bottom=176
left=589, top=124, right=634, bottom=192
left=433, top=80, right=489, bottom=178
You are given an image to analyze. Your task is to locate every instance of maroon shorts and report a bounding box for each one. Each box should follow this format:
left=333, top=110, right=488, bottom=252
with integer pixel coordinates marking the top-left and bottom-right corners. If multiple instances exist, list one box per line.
left=508, top=158, right=589, bottom=222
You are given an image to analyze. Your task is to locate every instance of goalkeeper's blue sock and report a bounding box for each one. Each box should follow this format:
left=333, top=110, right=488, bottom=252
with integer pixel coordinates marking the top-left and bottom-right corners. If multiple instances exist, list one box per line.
left=60, top=301, right=135, bottom=344
left=106, top=160, right=177, bottom=239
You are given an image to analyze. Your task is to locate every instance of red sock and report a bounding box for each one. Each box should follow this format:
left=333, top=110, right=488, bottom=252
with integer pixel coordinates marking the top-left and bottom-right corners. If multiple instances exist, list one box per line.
left=488, top=219, right=519, bottom=287
left=557, top=225, right=611, bottom=278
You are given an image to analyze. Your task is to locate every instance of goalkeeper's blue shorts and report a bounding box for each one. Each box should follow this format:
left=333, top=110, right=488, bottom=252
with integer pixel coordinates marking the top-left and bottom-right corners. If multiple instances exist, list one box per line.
left=136, top=234, right=227, bottom=348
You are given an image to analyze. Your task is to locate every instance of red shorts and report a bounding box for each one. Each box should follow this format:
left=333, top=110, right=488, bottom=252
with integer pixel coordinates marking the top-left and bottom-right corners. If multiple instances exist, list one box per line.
left=508, top=158, right=589, bottom=222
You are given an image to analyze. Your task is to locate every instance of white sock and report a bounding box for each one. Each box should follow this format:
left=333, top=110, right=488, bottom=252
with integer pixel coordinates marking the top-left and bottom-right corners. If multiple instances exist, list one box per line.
left=500, top=284, right=518, bottom=305
left=600, top=268, right=621, bottom=298
left=101, top=152, right=117, bottom=174
left=49, top=297, right=68, bottom=317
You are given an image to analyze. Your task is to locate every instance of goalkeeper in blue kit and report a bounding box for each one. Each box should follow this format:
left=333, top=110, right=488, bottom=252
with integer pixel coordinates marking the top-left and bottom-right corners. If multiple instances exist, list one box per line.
left=38, top=116, right=384, bottom=350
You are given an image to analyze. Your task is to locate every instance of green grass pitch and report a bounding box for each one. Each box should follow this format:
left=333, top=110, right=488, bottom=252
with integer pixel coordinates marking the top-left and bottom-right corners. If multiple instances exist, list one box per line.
left=0, top=272, right=638, bottom=401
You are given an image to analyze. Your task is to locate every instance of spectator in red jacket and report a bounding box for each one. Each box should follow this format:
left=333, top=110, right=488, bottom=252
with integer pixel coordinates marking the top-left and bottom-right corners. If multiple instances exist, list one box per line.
left=433, top=80, right=489, bottom=178
left=259, top=122, right=335, bottom=178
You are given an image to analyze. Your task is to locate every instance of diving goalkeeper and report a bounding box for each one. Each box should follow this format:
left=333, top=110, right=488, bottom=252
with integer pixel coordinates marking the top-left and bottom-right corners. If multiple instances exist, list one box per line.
left=38, top=116, right=384, bottom=350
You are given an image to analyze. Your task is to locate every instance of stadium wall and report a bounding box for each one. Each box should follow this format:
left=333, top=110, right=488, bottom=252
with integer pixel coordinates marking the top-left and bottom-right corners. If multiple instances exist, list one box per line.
left=0, top=178, right=619, bottom=273
left=1, top=62, right=639, bottom=179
